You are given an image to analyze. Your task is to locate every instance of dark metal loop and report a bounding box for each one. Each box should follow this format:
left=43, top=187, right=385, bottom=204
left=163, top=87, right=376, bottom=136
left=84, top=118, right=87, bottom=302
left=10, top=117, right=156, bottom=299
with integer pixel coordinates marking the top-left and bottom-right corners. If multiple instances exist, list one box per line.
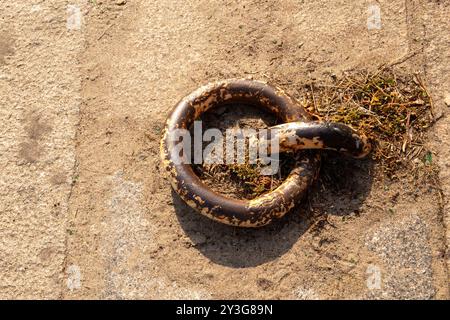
left=160, top=79, right=370, bottom=227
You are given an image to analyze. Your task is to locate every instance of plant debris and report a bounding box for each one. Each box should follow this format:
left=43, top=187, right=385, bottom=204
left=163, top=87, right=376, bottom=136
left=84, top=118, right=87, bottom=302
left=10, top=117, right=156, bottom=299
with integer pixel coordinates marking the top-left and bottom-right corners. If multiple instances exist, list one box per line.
left=298, top=69, right=435, bottom=175
left=192, top=105, right=291, bottom=199
left=194, top=69, right=437, bottom=199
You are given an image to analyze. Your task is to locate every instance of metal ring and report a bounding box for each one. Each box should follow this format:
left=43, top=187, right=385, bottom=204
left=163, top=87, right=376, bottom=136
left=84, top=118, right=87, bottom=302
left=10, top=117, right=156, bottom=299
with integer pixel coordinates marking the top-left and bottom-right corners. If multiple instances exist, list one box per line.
left=160, top=79, right=320, bottom=227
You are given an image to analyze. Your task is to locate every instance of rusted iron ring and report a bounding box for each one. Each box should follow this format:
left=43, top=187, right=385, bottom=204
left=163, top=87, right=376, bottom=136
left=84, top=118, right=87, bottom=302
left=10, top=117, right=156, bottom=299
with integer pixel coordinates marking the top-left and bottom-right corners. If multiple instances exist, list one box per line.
left=160, top=79, right=321, bottom=227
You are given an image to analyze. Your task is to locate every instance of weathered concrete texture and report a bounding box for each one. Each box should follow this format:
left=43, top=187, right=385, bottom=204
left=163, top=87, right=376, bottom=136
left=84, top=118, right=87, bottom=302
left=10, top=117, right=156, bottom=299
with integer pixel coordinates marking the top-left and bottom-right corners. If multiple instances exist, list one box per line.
left=423, top=1, right=450, bottom=292
left=0, top=1, right=84, bottom=298
left=63, top=0, right=448, bottom=300
left=365, top=214, right=435, bottom=299
left=0, top=0, right=448, bottom=299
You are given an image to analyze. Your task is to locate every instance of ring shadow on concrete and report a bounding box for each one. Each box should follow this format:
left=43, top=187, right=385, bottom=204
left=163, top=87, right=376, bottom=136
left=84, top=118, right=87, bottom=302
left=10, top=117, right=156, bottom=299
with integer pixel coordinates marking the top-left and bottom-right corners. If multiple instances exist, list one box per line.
left=173, top=154, right=374, bottom=268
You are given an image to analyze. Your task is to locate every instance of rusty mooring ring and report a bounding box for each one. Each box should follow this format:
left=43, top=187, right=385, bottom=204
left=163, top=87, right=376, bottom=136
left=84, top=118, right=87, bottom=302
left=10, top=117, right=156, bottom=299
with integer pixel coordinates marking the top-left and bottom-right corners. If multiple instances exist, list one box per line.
left=160, top=79, right=321, bottom=227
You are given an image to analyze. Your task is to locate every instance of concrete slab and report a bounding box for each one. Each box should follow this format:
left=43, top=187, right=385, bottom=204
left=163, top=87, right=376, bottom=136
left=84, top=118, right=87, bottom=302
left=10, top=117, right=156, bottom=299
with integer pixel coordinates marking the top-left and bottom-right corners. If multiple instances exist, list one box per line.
left=0, top=0, right=448, bottom=299
left=0, top=1, right=85, bottom=298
